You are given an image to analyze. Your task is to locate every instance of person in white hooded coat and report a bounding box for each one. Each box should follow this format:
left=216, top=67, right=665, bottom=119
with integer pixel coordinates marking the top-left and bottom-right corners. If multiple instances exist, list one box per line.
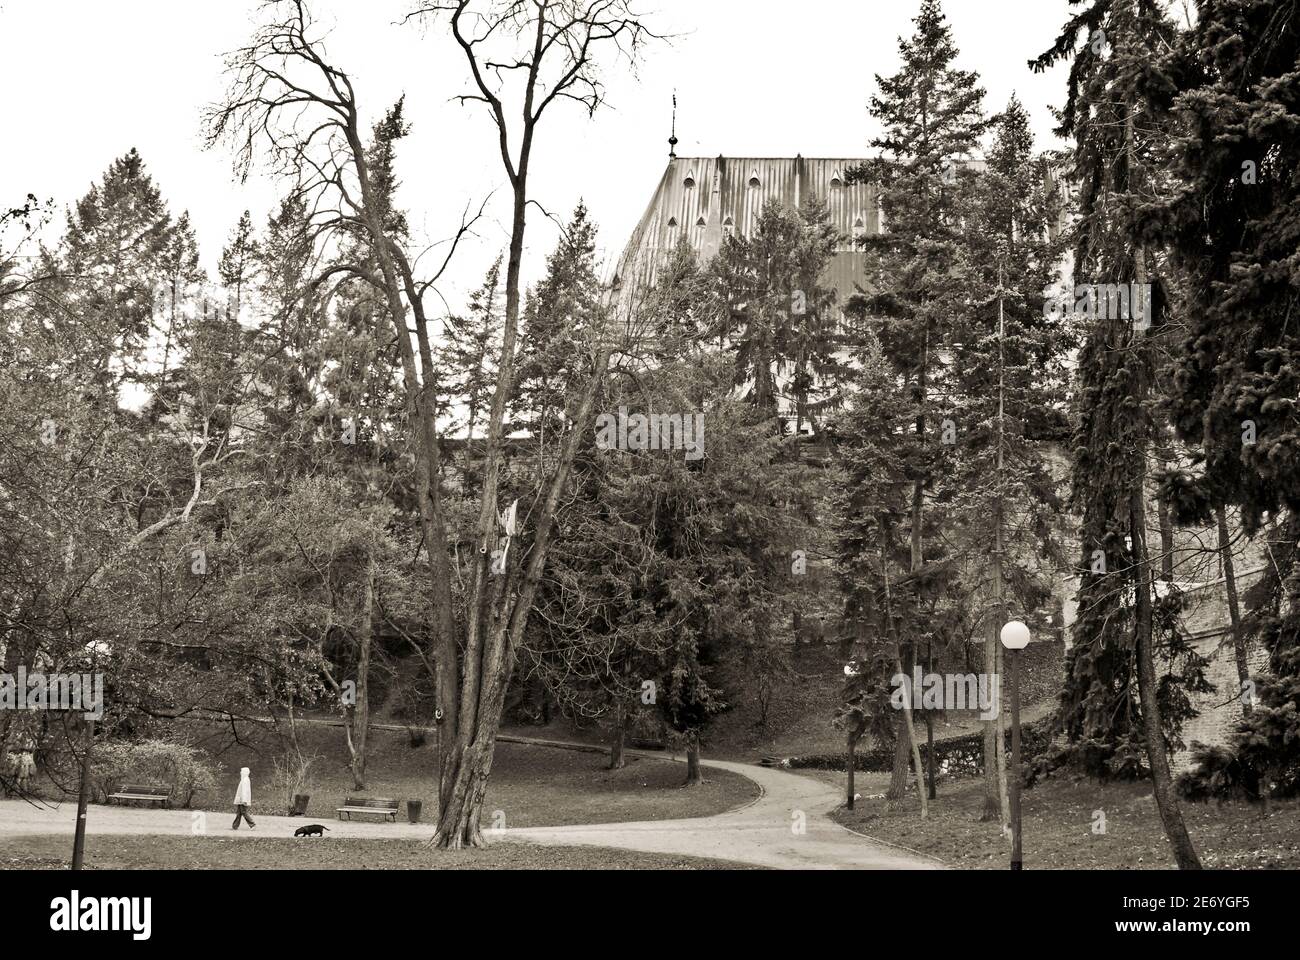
left=231, top=767, right=256, bottom=829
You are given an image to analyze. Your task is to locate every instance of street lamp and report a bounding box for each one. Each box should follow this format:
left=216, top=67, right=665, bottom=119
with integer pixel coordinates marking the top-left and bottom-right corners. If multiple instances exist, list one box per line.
left=1000, top=620, right=1030, bottom=870
left=72, top=639, right=109, bottom=871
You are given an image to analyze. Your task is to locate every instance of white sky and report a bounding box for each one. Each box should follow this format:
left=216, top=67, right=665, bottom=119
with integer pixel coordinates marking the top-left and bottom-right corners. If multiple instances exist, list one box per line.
left=1, top=0, right=1076, bottom=308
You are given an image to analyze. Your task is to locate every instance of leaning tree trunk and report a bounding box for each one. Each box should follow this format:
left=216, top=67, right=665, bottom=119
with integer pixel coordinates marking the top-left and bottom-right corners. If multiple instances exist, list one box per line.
left=886, top=640, right=914, bottom=803
left=1131, top=491, right=1202, bottom=869
left=431, top=333, right=612, bottom=849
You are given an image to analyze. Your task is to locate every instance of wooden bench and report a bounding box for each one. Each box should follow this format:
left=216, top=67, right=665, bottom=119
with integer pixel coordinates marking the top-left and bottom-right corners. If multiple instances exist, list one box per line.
left=107, top=783, right=171, bottom=808
left=336, top=796, right=399, bottom=822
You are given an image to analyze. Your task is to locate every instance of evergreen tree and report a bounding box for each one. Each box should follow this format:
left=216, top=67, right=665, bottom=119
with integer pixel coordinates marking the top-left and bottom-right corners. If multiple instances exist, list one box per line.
left=1160, top=0, right=1300, bottom=802
left=1033, top=0, right=1203, bottom=869
left=439, top=255, right=502, bottom=445
left=950, top=96, right=1071, bottom=822
left=832, top=335, right=936, bottom=815
left=843, top=0, right=988, bottom=804
left=154, top=211, right=206, bottom=390
left=513, top=202, right=601, bottom=455
left=707, top=198, right=843, bottom=430
left=218, top=210, right=261, bottom=322
left=59, top=148, right=173, bottom=392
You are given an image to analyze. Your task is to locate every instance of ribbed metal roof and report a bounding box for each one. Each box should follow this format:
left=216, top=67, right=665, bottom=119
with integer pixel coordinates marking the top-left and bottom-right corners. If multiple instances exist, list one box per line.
left=613, top=156, right=880, bottom=309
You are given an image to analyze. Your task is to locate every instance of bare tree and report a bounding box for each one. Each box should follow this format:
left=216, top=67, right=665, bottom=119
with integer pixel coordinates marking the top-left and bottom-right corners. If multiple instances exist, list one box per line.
left=207, top=0, right=659, bottom=848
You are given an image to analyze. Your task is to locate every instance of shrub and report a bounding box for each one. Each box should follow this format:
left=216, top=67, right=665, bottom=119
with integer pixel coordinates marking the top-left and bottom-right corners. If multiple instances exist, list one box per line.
left=1174, top=743, right=1259, bottom=803
left=91, top=739, right=222, bottom=808
left=269, top=752, right=319, bottom=814
left=789, top=717, right=1054, bottom=783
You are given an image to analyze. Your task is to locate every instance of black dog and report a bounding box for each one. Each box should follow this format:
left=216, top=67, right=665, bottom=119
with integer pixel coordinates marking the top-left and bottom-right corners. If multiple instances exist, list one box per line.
left=293, top=824, right=330, bottom=837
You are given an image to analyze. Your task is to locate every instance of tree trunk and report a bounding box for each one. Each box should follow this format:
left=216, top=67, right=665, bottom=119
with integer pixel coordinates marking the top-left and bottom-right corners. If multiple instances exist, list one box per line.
left=995, top=662, right=1009, bottom=831
left=985, top=279, right=1010, bottom=828
left=1216, top=505, right=1250, bottom=717
left=684, top=731, right=702, bottom=785
left=894, top=656, right=929, bottom=819
left=1155, top=438, right=1176, bottom=581
left=1132, top=490, right=1202, bottom=869
left=431, top=338, right=612, bottom=848
left=981, top=626, right=1001, bottom=821
left=924, top=711, right=936, bottom=800
left=609, top=703, right=627, bottom=770
left=846, top=730, right=858, bottom=809
left=1124, top=108, right=1199, bottom=868
left=886, top=640, right=913, bottom=802
left=347, top=551, right=376, bottom=790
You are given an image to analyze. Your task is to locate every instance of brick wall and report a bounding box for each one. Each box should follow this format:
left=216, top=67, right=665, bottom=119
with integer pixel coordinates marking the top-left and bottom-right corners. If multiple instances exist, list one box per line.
left=1169, top=626, right=1270, bottom=774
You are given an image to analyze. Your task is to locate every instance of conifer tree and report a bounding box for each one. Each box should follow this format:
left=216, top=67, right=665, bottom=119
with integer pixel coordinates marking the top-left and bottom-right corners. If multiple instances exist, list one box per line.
left=439, top=255, right=502, bottom=446
left=844, top=0, right=988, bottom=804
left=513, top=203, right=601, bottom=456
left=1160, top=0, right=1300, bottom=803
left=219, top=210, right=261, bottom=322
left=60, top=148, right=173, bottom=392
left=1033, top=0, right=1202, bottom=869
left=951, top=96, right=1071, bottom=823
left=707, top=198, right=843, bottom=431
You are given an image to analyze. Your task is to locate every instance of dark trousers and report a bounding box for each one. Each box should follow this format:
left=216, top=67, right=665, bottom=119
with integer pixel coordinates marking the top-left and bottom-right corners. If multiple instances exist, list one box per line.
left=232, top=804, right=256, bottom=829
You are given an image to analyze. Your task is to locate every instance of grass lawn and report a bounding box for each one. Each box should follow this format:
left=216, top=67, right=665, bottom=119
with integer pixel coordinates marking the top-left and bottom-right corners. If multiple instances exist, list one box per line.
left=0, top=834, right=760, bottom=870
left=829, top=772, right=1300, bottom=869
left=187, top=724, right=759, bottom=828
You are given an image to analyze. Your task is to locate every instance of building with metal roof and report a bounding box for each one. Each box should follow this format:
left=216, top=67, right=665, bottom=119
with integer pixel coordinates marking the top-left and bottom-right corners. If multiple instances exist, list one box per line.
left=612, top=155, right=881, bottom=311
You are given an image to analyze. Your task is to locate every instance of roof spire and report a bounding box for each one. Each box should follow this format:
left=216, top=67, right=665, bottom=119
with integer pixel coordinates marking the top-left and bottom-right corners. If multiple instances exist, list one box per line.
left=668, top=91, right=678, bottom=159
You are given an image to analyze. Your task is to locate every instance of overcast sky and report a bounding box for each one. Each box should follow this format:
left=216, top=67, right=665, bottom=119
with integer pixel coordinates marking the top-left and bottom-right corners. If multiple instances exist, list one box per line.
left=1, top=0, right=1079, bottom=307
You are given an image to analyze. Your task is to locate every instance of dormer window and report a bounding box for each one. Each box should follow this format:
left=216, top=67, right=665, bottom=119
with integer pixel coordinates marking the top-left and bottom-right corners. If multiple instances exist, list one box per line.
left=748, top=176, right=761, bottom=189
left=667, top=217, right=678, bottom=228
left=723, top=216, right=734, bottom=236
left=696, top=216, right=707, bottom=227
left=684, top=173, right=696, bottom=189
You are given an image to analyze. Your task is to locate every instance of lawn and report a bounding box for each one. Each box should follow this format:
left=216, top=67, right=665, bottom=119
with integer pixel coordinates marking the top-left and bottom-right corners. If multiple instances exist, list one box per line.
left=828, top=772, right=1300, bottom=869
left=0, top=834, right=760, bottom=870
left=187, top=723, right=759, bottom=828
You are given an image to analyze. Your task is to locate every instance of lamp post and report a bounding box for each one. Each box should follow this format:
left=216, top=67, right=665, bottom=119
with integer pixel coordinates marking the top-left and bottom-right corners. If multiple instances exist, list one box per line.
left=843, top=663, right=858, bottom=809
left=71, top=639, right=108, bottom=871
left=434, top=707, right=444, bottom=819
left=1000, top=620, right=1030, bottom=871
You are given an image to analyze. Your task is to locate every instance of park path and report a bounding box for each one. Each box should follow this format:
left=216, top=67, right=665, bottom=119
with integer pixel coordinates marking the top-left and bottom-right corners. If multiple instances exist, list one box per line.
left=498, top=736, right=942, bottom=870
left=0, top=739, right=940, bottom=869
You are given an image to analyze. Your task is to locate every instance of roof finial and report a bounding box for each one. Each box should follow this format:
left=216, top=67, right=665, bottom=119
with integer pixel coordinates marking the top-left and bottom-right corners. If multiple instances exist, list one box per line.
left=668, top=91, right=678, bottom=159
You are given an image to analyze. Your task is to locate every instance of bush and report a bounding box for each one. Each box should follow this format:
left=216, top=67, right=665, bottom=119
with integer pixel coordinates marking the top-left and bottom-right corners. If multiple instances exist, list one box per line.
left=91, top=739, right=223, bottom=809
left=269, top=752, right=319, bottom=814
left=1176, top=674, right=1300, bottom=802
left=789, top=718, right=1054, bottom=783
left=1174, top=743, right=1259, bottom=803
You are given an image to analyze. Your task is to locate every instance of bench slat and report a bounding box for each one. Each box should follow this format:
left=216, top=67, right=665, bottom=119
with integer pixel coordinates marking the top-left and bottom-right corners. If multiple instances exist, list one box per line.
left=336, top=797, right=399, bottom=821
